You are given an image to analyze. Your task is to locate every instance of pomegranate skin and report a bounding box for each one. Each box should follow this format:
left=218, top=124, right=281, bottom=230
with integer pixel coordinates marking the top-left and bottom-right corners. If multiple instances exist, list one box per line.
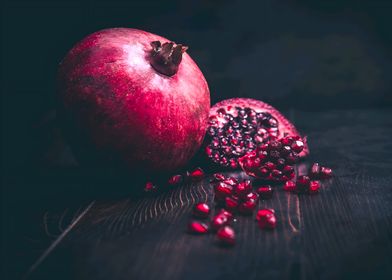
left=57, top=28, right=210, bottom=173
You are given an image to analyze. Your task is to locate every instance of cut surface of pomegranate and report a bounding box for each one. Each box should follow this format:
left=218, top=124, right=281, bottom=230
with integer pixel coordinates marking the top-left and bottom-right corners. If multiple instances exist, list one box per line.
left=205, top=98, right=308, bottom=169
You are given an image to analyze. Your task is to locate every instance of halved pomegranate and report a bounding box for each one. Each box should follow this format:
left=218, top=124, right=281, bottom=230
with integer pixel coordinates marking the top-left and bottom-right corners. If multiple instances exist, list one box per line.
left=205, top=98, right=308, bottom=169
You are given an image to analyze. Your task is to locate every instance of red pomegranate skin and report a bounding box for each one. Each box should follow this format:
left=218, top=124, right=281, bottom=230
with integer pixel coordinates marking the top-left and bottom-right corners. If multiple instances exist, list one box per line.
left=57, top=28, right=210, bottom=172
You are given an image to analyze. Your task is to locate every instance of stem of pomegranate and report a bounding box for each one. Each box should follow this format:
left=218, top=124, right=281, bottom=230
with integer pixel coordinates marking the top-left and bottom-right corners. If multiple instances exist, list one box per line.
left=149, top=41, right=188, bottom=76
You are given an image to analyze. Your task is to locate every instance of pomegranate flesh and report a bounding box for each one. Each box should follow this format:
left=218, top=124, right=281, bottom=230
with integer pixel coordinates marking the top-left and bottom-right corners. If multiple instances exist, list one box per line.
left=57, top=28, right=210, bottom=175
left=238, top=135, right=304, bottom=182
left=205, top=98, right=308, bottom=169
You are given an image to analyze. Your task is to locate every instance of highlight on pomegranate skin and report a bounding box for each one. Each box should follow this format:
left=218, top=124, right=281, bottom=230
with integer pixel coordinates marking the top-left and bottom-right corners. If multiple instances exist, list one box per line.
left=205, top=98, right=309, bottom=169
left=57, top=28, right=210, bottom=174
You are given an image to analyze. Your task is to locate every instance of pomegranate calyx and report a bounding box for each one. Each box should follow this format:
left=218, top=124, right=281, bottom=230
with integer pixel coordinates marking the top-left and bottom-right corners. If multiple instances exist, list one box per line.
left=150, top=41, right=188, bottom=76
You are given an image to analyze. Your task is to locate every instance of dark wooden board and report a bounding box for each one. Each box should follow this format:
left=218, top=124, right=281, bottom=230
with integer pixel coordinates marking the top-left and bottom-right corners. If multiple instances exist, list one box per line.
left=13, top=110, right=392, bottom=279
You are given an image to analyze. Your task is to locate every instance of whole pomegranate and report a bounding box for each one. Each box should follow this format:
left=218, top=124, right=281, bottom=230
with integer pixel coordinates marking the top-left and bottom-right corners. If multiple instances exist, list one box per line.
left=57, top=28, right=210, bottom=173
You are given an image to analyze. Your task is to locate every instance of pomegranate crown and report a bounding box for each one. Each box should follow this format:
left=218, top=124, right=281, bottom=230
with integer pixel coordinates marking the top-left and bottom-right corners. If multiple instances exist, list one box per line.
left=149, top=41, right=188, bottom=77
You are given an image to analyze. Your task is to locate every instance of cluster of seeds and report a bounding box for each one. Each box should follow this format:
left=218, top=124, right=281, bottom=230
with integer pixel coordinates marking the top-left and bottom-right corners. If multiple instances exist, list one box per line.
left=186, top=162, right=333, bottom=246
left=187, top=173, right=276, bottom=246
left=238, top=135, right=304, bottom=181
left=205, top=106, right=280, bottom=169
left=283, top=163, right=333, bottom=194
left=144, top=167, right=205, bottom=192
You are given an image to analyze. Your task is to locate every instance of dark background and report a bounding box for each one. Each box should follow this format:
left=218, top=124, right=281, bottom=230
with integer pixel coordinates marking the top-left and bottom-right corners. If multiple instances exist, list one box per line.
left=2, top=0, right=392, bottom=279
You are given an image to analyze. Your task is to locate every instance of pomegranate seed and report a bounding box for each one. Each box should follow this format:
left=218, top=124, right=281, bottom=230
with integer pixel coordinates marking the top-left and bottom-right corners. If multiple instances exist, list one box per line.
left=309, top=162, right=321, bottom=179
left=218, top=209, right=234, bottom=220
left=144, top=181, right=156, bottom=192
left=188, top=221, right=209, bottom=234
left=320, top=167, right=333, bottom=179
left=211, top=209, right=232, bottom=230
left=256, top=208, right=275, bottom=221
left=246, top=191, right=259, bottom=202
left=168, top=174, right=182, bottom=185
left=256, top=209, right=276, bottom=229
left=291, top=140, right=304, bottom=153
left=214, top=182, right=233, bottom=200
left=258, top=213, right=277, bottom=229
left=223, top=177, right=238, bottom=186
left=283, top=181, right=296, bottom=191
left=216, top=226, right=235, bottom=246
left=256, top=185, right=274, bottom=199
left=235, top=180, right=252, bottom=197
left=238, top=199, right=257, bottom=215
left=309, top=181, right=320, bottom=194
left=193, top=203, right=210, bottom=218
left=225, top=196, right=239, bottom=212
left=211, top=173, right=226, bottom=182
left=189, top=167, right=204, bottom=181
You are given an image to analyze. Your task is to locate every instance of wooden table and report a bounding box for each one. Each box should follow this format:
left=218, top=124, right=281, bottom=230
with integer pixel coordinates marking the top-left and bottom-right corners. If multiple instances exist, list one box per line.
left=5, top=109, right=392, bottom=280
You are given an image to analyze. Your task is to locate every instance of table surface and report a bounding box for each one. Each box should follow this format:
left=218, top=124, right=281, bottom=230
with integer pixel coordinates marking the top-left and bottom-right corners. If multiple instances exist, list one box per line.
left=5, top=109, right=392, bottom=280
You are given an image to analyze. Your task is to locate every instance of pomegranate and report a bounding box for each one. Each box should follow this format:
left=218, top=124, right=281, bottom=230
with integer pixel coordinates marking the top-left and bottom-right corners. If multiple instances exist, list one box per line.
left=238, top=135, right=304, bottom=182
left=205, top=98, right=308, bottom=169
left=57, top=28, right=210, bottom=174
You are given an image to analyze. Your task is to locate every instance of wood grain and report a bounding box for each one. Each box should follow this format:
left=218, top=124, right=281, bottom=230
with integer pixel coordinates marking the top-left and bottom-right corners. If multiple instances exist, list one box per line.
left=18, top=110, right=392, bottom=280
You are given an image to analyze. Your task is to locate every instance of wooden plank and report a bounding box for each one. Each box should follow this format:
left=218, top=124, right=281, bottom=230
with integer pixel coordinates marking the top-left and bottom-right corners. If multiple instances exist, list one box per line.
left=23, top=110, right=392, bottom=280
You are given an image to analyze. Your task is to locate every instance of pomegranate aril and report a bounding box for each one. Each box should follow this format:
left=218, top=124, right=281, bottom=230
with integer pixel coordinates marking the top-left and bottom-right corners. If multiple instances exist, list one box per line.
left=256, top=208, right=275, bottom=221
left=283, top=181, right=296, bottom=191
left=211, top=210, right=232, bottom=230
left=188, top=221, right=209, bottom=234
left=214, top=182, right=233, bottom=200
left=225, top=196, right=239, bottom=212
left=193, top=203, right=210, bottom=218
left=282, top=165, right=294, bottom=174
left=223, top=177, right=238, bottom=186
left=291, top=140, right=304, bottom=153
left=258, top=214, right=277, bottom=229
left=256, top=185, right=274, bottom=199
left=309, top=163, right=321, bottom=179
left=168, top=174, right=182, bottom=185
left=144, top=181, right=156, bottom=192
left=246, top=191, right=259, bottom=202
left=189, top=167, right=204, bottom=181
left=216, top=226, right=235, bottom=246
left=211, top=173, right=226, bottom=182
left=256, top=208, right=277, bottom=229
left=271, top=169, right=282, bottom=178
left=320, top=167, right=333, bottom=179
left=238, top=199, right=257, bottom=215
left=309, top=181, right=320, bottom=194
left=235, top=180, right=252, bottom=197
